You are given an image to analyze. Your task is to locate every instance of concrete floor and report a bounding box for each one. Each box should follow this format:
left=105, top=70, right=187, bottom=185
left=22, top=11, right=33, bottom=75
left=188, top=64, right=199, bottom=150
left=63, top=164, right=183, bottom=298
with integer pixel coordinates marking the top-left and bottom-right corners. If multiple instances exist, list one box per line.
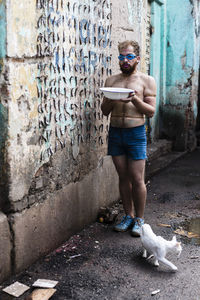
left=1, top=148, right=200, bottom=300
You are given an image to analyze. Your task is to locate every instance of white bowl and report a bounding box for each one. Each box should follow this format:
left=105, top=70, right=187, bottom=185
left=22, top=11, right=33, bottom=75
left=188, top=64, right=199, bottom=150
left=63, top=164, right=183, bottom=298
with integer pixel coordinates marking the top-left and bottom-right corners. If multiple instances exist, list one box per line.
left=100, top=87, right=134, bottom=100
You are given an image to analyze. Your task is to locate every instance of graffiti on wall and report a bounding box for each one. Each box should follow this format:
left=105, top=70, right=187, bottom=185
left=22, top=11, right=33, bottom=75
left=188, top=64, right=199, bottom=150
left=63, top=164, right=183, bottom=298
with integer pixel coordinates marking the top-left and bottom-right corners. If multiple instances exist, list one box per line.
left=36, top=0, right=112, bottom=160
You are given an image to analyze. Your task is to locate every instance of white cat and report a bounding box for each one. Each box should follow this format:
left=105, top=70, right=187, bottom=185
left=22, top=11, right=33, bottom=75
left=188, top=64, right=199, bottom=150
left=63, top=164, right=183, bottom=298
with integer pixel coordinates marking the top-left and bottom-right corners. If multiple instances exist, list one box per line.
left=140, top=224, right=182, bottom=271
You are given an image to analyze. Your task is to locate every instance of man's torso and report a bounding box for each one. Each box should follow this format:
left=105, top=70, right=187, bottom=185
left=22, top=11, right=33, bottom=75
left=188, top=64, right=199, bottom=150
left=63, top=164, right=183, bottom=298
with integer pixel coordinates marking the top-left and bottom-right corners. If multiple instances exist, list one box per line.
left=107, top=72, right=147, bottom=128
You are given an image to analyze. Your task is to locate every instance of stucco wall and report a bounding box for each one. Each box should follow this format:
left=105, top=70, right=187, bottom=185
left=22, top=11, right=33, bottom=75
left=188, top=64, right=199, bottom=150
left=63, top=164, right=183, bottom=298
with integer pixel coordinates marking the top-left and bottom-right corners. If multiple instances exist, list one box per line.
left=0, top=0, right=149, bottom=280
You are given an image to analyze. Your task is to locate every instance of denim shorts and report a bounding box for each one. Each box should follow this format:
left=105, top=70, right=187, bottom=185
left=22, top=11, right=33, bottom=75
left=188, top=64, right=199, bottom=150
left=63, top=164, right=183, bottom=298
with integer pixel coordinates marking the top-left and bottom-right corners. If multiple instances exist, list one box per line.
left=108, top=125, right=147, bottom=160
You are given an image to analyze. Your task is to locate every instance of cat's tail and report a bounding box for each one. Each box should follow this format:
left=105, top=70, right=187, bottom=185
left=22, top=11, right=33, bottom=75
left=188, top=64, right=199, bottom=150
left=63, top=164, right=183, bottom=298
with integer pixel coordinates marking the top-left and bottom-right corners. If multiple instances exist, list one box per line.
left=172, top=236, right=177, bottom=242
left=172, top=236, right=182, bottom=257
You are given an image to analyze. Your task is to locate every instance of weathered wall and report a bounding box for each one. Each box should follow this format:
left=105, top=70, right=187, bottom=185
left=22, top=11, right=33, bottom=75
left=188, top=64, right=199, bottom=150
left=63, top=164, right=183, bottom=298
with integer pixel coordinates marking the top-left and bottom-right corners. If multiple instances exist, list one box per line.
left=148, top=0, right=166, bottom=141
left=111, top=0, right=149, bottom=74
left=160, top=0, right=200, bottom=151
left=7, top=0, right=113, bottom=206
left=0, top=0, right=9, bottom=210
left=191, top=0, right=200, bottom=136
left=0, top=0, right=149, bottom=280
left=0, top=2, right=11, bottom=282
left=2, top=0, right=199, bottom=282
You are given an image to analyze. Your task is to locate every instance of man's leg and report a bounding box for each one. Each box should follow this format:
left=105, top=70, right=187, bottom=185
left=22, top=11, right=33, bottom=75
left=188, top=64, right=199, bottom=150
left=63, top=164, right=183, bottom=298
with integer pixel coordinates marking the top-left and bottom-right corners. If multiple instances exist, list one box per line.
left=127, top=159, right=146, bottom=218
left=112, top=155, right=134, bottom=218
left=112, top=155, right=135, bottom=232
left=126, top=159, right=146, bottom=236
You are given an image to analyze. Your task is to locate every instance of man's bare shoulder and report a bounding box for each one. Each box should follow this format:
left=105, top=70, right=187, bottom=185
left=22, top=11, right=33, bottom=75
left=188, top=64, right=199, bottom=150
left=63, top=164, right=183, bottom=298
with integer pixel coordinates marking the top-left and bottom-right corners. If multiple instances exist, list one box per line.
left=138, top=72, right=156, bottom=96
left=105, top=73, right=121, bottom=87
left=138, top=72, right=155, bottom=84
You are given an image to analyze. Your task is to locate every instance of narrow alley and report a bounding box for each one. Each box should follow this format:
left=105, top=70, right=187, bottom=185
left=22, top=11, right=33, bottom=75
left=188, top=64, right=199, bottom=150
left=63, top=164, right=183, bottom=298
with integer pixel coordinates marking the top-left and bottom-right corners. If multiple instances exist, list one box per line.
left=1, top=0, right=200, bottom=289
left=0, top=147, right=200, bottom=300
left=0, top=0, right=200, bottom=299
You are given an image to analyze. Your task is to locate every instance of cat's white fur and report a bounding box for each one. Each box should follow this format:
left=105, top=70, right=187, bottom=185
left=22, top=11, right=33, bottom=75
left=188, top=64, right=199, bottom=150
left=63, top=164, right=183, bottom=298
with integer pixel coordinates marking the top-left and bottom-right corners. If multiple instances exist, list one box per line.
left=140, top=224, right=182, bottom=271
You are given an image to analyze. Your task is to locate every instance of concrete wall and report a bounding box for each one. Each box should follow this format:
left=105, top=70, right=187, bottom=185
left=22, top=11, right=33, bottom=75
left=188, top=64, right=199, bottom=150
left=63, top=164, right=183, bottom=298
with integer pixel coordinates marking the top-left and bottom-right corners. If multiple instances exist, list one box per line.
left=0, top=0, right=149, bottom=281
left=160, top=0, right=200, bottom=151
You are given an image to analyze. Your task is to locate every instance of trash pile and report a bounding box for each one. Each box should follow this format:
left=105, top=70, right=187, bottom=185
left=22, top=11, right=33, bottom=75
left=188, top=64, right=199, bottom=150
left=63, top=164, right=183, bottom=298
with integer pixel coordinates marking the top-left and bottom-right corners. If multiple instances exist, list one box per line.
left=2, top=279, right=58, bottom=299
left=97, top=202, right=122, bottom=224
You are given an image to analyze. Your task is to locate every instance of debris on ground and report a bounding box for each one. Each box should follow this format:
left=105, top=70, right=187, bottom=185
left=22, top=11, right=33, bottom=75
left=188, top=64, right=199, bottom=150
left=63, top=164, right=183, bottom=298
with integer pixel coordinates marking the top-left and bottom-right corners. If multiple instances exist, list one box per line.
left=1, top=149, right=200, bottom=299
left=174, top=228, right=200, bottom=239
left=157, top=223, right=171, bottom=228
left=193, top=193, right=200, bottom=200
left=151, top=289, right=161, bottom=296
left=32, top=279, right=58, bottom=289
left=52, top=234, right=82, bottom=254
left=67, top=254, right=82, bottom=260
left=97, top=206, right=119, bottom=224
left=2, top=279, right=58, bottom=299
left=25, top=288, right=56, bottom=300
left=3, top=281, right=30, bottom=297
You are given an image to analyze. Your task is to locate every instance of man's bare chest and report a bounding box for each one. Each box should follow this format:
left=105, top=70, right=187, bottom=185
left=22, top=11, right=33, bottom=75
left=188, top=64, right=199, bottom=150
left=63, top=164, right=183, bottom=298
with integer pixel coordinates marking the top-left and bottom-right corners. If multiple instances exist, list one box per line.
left=112, top=78, right=144, bottom=96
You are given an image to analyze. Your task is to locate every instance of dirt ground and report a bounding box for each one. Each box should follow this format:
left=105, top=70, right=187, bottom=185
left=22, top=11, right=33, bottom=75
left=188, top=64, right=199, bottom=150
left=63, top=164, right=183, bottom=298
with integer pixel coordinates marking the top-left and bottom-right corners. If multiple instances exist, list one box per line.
left=1, top=148, right=200, bottom=300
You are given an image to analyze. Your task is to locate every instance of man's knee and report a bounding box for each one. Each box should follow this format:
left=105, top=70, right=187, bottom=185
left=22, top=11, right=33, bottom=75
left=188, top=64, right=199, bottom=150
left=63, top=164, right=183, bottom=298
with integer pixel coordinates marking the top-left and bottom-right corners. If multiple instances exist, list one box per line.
left=132, top=177, right=145, bottom=188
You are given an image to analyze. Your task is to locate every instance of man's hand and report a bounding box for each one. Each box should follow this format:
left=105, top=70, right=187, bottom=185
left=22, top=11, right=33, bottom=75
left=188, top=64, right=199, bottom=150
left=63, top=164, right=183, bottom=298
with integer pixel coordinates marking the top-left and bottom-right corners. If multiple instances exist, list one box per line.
left=120, top=90, right=137, bottom=103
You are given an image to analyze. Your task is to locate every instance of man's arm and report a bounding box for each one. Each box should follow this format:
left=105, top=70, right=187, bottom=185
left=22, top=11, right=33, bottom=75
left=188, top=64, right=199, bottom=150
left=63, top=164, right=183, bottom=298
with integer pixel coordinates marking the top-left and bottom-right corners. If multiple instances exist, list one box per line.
left=100, top=78, right=114, bottom=116
left=131, top=76, right=156, bottom=118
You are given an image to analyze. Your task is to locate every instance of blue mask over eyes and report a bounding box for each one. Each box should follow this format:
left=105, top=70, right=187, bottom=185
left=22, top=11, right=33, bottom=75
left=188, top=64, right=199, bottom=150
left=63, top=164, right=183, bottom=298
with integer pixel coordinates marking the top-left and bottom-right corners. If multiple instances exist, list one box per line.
left=118, top=54, right=136, bottom=61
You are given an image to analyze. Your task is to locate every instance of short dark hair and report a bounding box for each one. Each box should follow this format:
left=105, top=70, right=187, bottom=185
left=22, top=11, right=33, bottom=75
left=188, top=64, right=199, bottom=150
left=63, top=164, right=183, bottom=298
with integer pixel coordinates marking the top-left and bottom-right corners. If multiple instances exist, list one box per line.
left=118, top=40, right=140, bottom=56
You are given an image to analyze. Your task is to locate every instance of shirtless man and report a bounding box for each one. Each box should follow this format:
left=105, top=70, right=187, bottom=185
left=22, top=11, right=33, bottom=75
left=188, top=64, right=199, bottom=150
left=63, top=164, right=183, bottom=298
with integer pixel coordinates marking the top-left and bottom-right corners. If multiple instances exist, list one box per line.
left=101, top=40, right=156, bottom=236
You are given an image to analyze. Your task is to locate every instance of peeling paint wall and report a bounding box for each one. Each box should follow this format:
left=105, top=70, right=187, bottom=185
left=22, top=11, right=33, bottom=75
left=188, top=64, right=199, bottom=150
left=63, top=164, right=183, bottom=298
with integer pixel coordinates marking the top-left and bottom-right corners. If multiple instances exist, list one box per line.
left=148, top=0, right=166, bottom=141
left=0, top=0, right=9, bottom=209
left=111, top=0, right=148, bottom=74
left=161, top=0, right=200, bottom=151
left=191, top=0, right=200, bottom=133
left=6, top=0, right=149, bottom=209
left=0, top=0, right=12, bottom=282
left=1, top=0, right=150, bottom=209
left=0, top=0, right=149, bottom=278
left=0, top=0, right=6, bottom=60
left=7, top=0, right=113, bottom=207
left=2, top=0, right=199, bottom=280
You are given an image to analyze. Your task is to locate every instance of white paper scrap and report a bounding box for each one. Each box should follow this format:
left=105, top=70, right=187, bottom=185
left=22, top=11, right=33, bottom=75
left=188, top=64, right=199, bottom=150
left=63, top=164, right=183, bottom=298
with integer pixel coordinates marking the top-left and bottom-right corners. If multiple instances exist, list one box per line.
left=32, top=279, right=58, bottom=288
left=69, top=254, right=82, bottom=259
left=3, top=281, right=30, bottom=297
left=151, top=289, right=161, bottom=296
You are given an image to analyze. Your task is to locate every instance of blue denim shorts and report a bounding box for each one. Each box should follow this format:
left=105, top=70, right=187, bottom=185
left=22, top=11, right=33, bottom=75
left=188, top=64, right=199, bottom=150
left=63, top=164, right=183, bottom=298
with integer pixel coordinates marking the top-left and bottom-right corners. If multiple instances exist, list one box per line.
left=108, top=125, right=147, bottom=160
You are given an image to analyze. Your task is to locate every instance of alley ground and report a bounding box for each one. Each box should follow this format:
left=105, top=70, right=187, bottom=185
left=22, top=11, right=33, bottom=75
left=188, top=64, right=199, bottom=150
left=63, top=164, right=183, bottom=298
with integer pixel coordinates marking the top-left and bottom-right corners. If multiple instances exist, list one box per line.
left=1, top=148, right=200, bottom=300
